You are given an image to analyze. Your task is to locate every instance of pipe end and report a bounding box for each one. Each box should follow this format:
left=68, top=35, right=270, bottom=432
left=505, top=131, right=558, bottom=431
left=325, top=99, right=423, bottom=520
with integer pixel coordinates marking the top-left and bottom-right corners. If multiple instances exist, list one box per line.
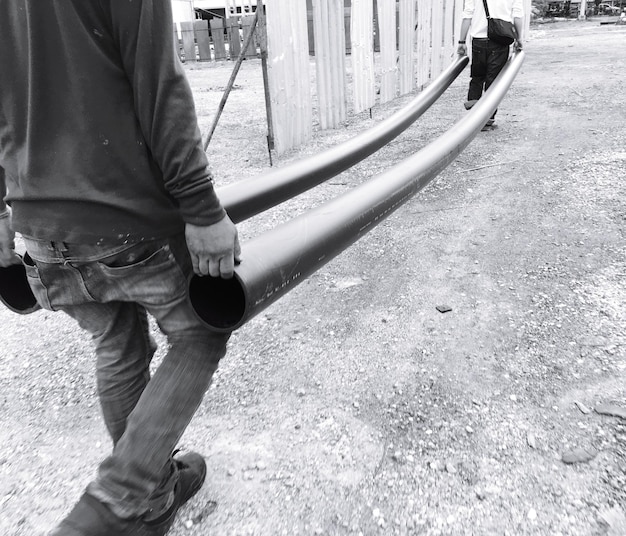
left=189, top=274, right=246, bottom=332
left=0, top=262, right=41, bottom=314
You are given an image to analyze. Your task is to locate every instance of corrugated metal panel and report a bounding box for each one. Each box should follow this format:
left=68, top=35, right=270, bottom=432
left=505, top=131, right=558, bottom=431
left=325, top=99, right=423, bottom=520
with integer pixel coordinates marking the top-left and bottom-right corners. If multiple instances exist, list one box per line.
left=266, top=0, right=312, bottom=154
left=376, top=0, right=397, bottom=103
left=351, top=0, right=376, bottom=114
left=312, top=0, right=347, bottom=129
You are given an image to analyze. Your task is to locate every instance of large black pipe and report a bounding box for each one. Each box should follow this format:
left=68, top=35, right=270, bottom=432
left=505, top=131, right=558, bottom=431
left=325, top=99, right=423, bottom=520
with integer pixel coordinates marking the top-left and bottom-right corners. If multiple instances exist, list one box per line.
left=190, top=51, right=525, bottom=332
left=0, top=57, right=466, bottom=316
left=217, top=56, right=468, bottom=223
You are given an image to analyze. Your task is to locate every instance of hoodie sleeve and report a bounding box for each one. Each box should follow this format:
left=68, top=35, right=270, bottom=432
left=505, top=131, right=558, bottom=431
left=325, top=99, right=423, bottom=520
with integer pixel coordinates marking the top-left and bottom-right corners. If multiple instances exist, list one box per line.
left=101, top=0, right=226, bottom=226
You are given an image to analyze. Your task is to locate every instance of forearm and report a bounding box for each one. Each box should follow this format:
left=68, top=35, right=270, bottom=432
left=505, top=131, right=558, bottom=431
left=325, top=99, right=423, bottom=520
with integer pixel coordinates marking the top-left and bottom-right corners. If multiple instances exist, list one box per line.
left=459, top=18, right=472, bottom=42
left=514, top=17, right=524, bottom=42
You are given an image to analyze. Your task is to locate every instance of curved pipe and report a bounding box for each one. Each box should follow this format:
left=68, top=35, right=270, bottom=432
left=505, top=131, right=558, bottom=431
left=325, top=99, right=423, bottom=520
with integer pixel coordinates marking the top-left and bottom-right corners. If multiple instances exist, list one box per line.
left=190, top=52, right=525, bottom=332
left=0, top=256, right=41, bottom=315
left=218, top=56, right=469, bottom=223
left=0, top=58, right=466, bottom=316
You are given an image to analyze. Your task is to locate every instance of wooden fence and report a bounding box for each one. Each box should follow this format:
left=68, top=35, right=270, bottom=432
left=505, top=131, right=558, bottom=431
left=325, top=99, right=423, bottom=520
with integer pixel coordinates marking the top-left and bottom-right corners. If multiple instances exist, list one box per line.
left=174, top=16, right=259, bottom=62
left=182, top=0, right=532, bottom=155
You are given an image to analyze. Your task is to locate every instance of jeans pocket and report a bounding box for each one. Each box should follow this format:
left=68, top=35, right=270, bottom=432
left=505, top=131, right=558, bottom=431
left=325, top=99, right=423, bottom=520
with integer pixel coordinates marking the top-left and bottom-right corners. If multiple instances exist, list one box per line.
left=23, top=253, right=54, bottom=311
left=97, top=241, right=188, bottom=306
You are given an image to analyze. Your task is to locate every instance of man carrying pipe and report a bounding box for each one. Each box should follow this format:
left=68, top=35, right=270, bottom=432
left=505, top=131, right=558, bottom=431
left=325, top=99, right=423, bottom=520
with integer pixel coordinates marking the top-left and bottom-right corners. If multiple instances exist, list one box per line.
left=0, top=1, right=240, bottom=535
left=457, top=0, right=524, bottom=129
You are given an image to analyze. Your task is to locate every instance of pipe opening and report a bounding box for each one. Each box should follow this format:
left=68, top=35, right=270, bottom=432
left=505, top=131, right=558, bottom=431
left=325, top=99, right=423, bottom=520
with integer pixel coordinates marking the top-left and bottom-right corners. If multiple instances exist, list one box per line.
left=0, top=262, right=40, bottom=314
left=189, top=274, right=246, bottom=331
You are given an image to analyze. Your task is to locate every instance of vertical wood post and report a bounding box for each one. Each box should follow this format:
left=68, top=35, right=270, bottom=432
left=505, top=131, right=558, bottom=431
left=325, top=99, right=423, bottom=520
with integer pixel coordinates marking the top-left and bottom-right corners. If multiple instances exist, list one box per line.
left=194, top=20, right=212, bottom=61
left=226, top=17, right=242, bottom=58
left=257, top=0, right=275, bottom=160
left=180, top=21, right=196, bottom=62
left=210, top=19, right=227, bottom=60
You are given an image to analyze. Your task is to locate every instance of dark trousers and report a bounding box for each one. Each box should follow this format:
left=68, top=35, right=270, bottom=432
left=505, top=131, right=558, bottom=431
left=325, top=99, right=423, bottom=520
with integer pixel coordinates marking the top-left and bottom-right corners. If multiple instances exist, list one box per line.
left=468, top=38, right=510, bottom=119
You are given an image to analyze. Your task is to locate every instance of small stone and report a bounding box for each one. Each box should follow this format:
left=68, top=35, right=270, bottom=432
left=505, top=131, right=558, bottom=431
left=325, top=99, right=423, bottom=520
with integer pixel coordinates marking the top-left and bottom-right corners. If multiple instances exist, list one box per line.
left=436, top=305, right=452, bottom=313
left=595, top=403, right=626, bottom=419
left=510, top=394, right=518, bottom=402
left=256, top=461, right=267, bottom=471
left=562, top=446, right=598, bottom=464
left=527, top=433, right=537, bottom=449
left=184, top=519, right=194, bottom=529
left=527, top=508, right=537, bottom=521
left=574, top=401, right=591, bottom=414
left=297, top=388, right=306, bottom=397
left=445, top=462, right=457, bottom=474
left=466, top=425, right=474, bottom=434
left=429, top=460, right=442, bottom=471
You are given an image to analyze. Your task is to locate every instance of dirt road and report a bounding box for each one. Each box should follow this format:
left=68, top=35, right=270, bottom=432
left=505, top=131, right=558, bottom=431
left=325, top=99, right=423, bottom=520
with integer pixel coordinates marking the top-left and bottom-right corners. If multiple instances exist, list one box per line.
left=1, top=19, right=624, bottom=536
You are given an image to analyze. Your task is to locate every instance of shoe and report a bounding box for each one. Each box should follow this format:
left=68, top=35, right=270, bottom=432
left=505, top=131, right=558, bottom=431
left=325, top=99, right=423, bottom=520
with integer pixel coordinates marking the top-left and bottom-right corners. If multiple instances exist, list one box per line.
left=140, top=451, right=207, bottom=535
left=464, top=99, right=478, bottom=110
left=49, top=452, right=207, bottom=536
left=481, top=119, right=495, bottom=131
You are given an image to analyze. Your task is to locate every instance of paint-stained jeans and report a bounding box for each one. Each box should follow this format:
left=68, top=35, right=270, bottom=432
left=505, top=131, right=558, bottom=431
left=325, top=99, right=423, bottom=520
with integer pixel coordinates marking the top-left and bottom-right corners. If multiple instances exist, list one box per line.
left=468, top=38, right=510, bottom=118
left=22, top=235, right=229, bottom=519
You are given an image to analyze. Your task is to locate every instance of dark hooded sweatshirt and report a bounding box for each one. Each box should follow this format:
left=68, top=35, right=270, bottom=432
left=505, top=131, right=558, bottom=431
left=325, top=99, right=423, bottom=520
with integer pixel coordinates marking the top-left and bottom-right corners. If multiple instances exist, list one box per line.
left=0, top=0, right=225, bottom=244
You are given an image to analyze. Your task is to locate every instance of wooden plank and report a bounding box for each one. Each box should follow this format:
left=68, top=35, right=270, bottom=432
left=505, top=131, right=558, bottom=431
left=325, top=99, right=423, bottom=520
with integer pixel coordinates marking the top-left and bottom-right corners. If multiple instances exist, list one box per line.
left=210, top=18, right=227, bottom=60
left=194, top=19, right=212, bottom=61
left=226, top=17, right=241, bottom=58
left=241, top=14, right=257, bottom=58
left=180, top=20, right=196, bottom=62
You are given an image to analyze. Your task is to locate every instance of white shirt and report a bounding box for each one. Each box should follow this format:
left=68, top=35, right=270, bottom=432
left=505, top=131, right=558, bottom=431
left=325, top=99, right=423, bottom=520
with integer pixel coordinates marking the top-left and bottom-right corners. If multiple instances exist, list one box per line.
left=462, top=0, right=524, bottom=39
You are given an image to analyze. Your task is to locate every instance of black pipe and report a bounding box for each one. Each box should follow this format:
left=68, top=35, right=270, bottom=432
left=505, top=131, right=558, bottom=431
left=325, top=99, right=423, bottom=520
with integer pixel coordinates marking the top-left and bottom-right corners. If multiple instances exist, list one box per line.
left=0, top=58, right=466, bottom=317
left=0, top=255, right=41, bottom=314
left=217, top=56, right=469, bottom=223
left=190, top=51, right=525, bottom=332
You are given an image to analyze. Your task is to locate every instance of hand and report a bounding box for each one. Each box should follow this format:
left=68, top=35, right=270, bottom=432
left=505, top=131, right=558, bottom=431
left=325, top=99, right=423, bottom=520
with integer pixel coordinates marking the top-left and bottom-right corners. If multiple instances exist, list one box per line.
left=185, top=216, right=241, bottom=279
left=0, top=215, right=22, bottom=268
left=514, top=39, right=523, bottom=52
left=457, top=43, right=468, bottom=57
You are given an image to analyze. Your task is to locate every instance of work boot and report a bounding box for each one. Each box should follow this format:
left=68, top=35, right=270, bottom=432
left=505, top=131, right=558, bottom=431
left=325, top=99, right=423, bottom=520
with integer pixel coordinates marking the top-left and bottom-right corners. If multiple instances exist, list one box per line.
left=49, top=451, right=207, bottom=536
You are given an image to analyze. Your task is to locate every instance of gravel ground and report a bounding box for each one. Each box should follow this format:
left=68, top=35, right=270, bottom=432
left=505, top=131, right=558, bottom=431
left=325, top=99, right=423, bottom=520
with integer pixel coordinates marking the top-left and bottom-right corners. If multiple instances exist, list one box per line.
left=1, top=18, right=625, bottom=536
